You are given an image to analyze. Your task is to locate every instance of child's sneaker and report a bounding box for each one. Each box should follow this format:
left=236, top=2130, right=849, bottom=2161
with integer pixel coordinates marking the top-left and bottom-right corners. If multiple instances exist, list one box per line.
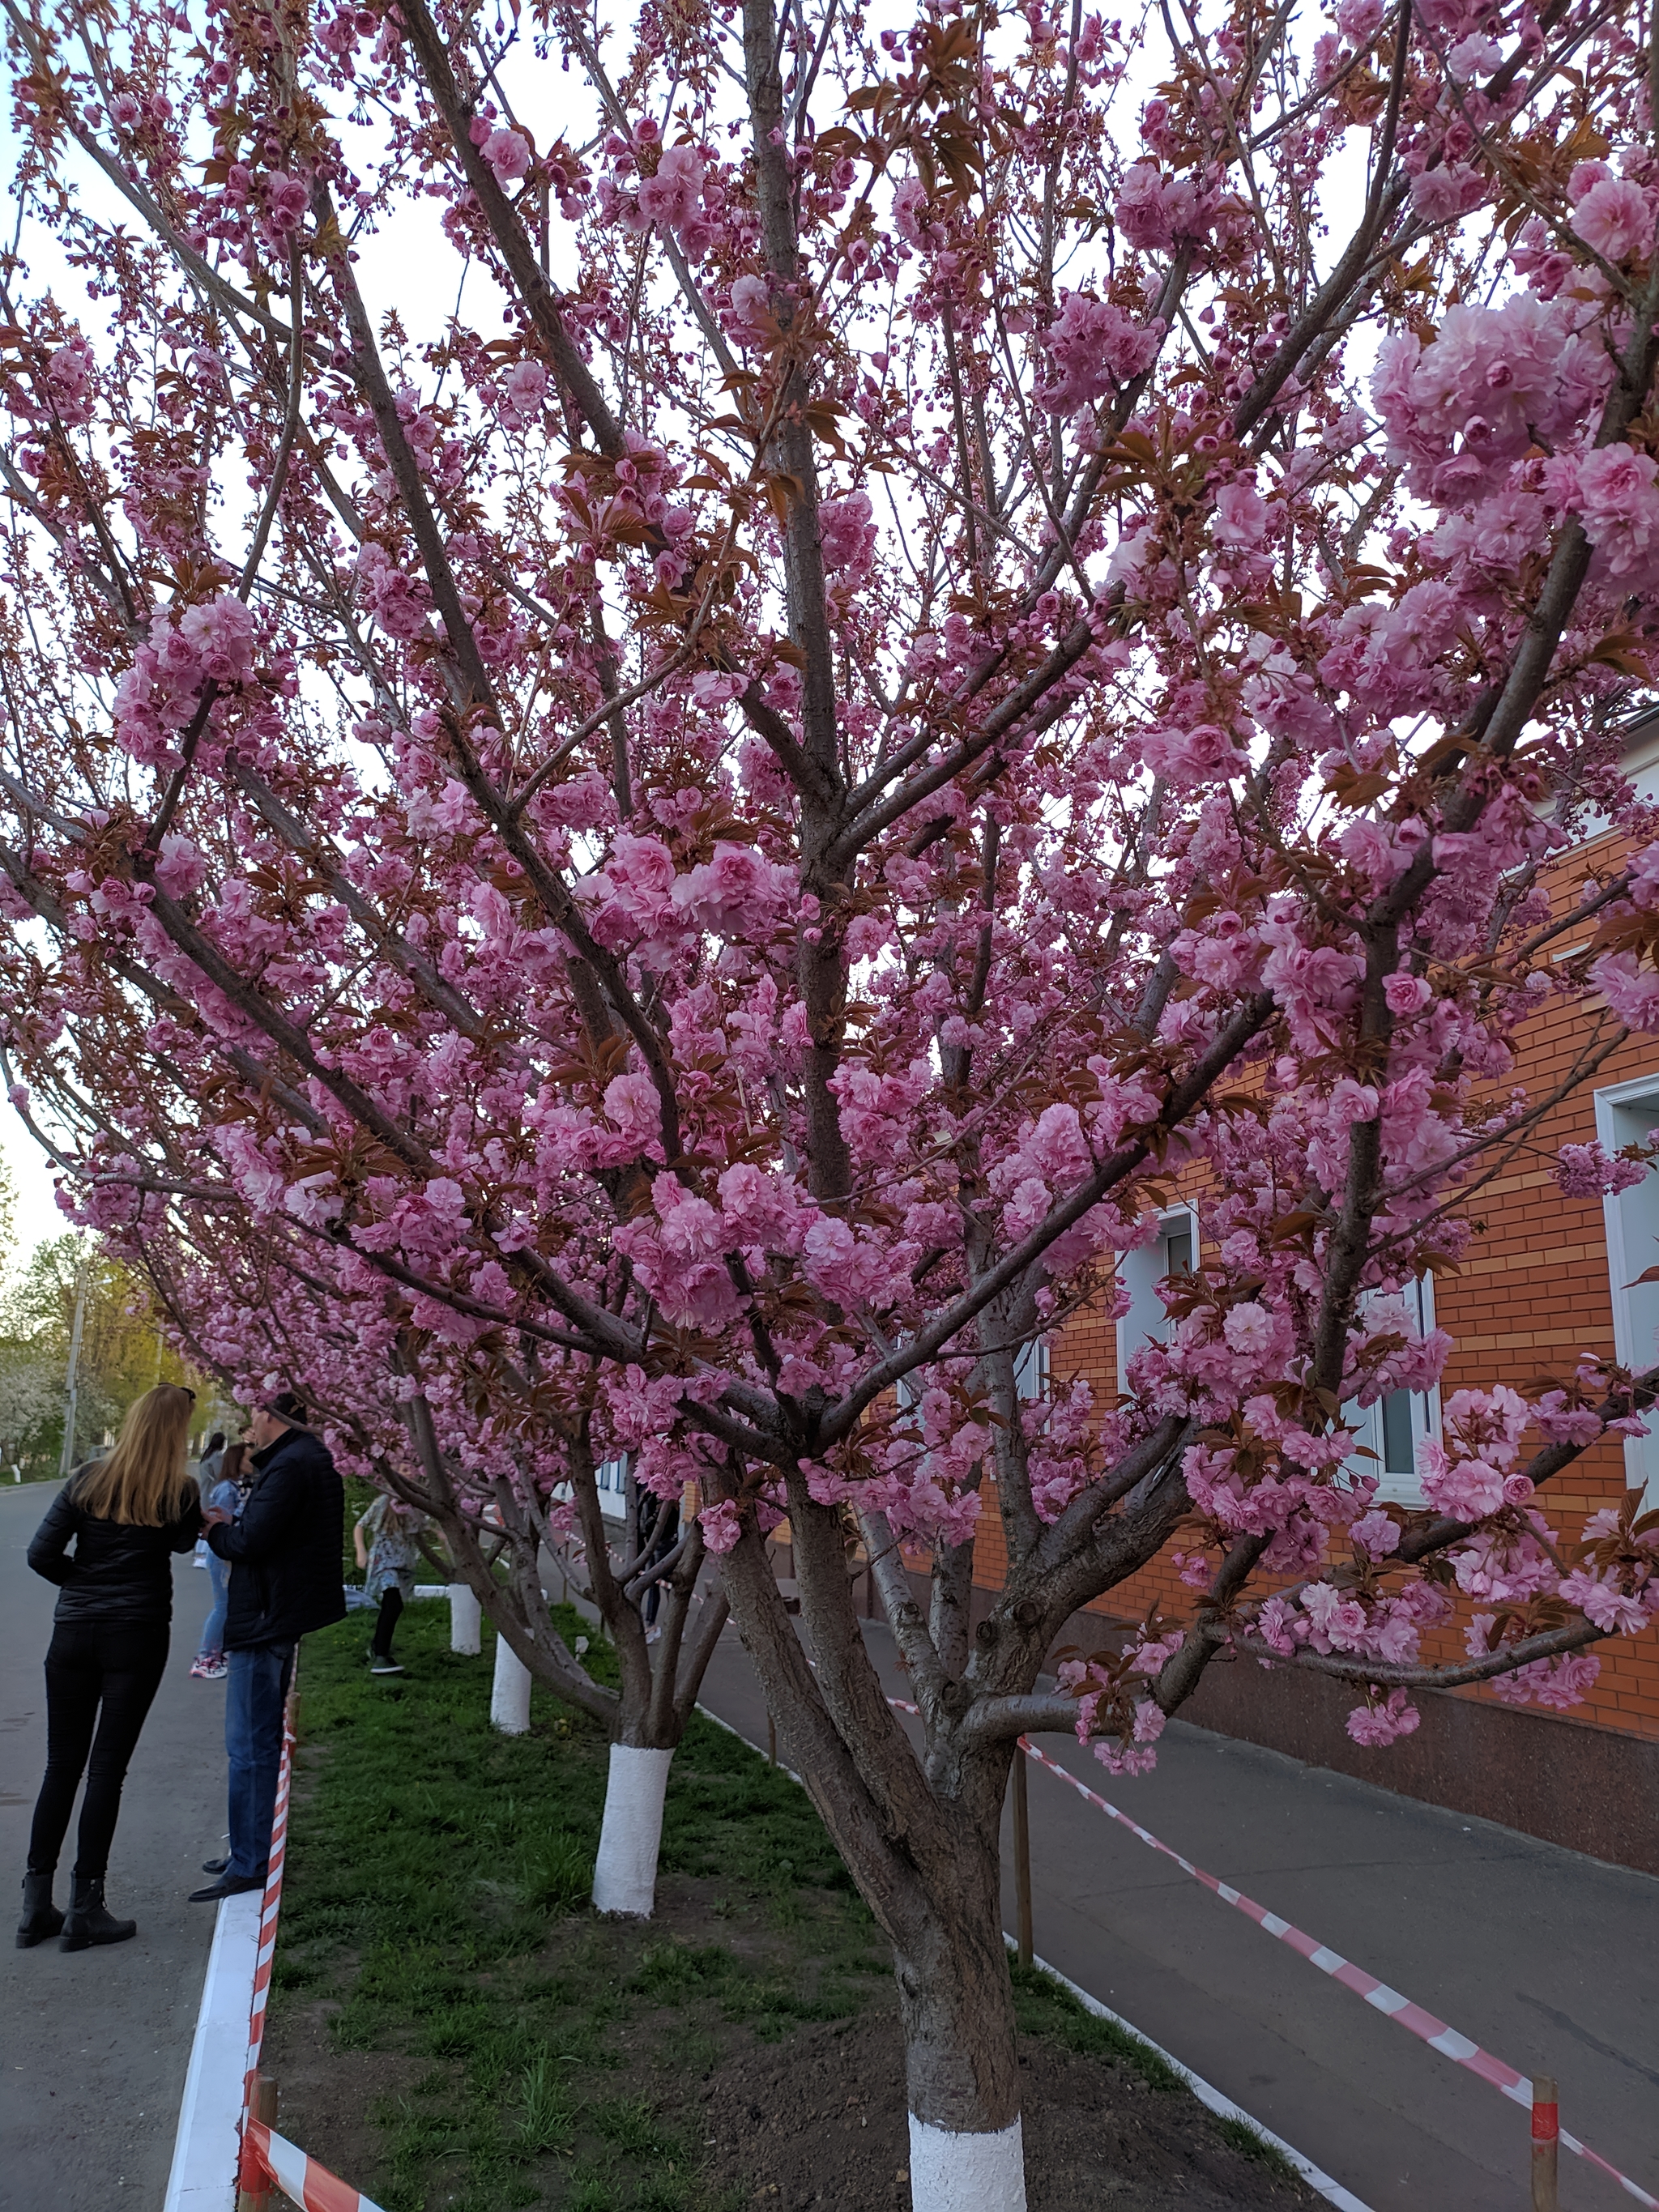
left=201, top=1660, right=228, bottom=1681
left=369, top=1659, right=405, bottom=1676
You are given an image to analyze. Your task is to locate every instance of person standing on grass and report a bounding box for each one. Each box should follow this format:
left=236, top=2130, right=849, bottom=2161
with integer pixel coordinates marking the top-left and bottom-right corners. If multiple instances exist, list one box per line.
left=190, top=1392, right=343, bottom=1903
left=19, top=1383, right=203, bottom=1951
left=190, top=1438, right=246, bottom=1681
left=353, top=1490, right=429, bottom=1676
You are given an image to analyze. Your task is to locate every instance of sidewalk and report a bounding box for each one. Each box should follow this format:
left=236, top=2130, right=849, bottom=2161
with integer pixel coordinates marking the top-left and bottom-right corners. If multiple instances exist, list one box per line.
left=1, top=1483, right=228, bottom=2212
left=697, top=1618, right=1659, bottom=2212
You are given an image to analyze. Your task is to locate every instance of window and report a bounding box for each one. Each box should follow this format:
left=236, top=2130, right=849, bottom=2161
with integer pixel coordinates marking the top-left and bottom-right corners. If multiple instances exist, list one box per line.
left=1013, top=1336, right=1049, bottom=1401
left=1595, top=1074, right=1659, bottom=1503
left=595, top=1454, right=629, bottom=1522
left=1348, top=1276, right=1440, bottom=1505
left=1115, top=1204, right=1199, bottom=1383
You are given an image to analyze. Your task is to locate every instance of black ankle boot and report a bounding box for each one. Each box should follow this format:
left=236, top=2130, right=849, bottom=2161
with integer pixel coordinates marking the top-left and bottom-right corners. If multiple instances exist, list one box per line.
left=60, top=1874, right=135, bottom=1952
left=16, top=1871, right=63, bottom=1948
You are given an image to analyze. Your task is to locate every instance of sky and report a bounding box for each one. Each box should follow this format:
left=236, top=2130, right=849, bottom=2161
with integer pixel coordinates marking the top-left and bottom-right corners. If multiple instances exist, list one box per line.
left=2, top=1103, right=70, bottom=1272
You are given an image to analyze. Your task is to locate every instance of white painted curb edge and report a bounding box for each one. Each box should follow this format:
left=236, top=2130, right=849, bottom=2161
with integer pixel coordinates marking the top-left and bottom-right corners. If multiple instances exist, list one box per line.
left=163, top=1887, right=264, bottom=2212
left=697, top=1702, right=1371, bottom=2212
left=1007, top=1941, right=1374, bottom=2212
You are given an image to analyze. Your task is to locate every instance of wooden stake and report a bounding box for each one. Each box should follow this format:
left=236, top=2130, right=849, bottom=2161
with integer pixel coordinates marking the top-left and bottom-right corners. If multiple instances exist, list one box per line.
left=1012, top=1749, right=1034, bottom=1969
left=234, top=2073, right=278, bottom=2212
left=767, top=1711, right=777, bottom=1767
left=1531, top=2075, right=1559, bottom=2212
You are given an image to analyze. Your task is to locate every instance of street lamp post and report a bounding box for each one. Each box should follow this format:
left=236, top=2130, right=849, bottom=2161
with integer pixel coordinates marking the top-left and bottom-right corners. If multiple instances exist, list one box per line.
left=57, top=1258, right=88, bottom=1481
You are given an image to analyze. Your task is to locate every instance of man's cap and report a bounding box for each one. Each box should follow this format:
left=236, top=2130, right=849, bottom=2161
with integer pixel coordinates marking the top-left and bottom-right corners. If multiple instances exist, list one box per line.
left=262, top=1390, right=309, bottom=1427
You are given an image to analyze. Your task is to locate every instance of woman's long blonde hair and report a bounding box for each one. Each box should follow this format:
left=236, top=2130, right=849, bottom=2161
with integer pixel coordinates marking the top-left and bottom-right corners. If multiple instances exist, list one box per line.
left=75, top=1384, right=199, bottom=1525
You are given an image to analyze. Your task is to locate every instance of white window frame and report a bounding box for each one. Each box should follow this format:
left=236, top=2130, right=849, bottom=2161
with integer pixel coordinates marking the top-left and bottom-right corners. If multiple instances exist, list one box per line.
left=595, top=1453, right=630, bottom=1522
left=1013, top=1335, right=1049, bottom=1401
left=1115, top=1203, right=1199, bottom=1383
left=1347, top=1275, right=1441, bottom=1505
left=1595, top=1072, right=1659, bottom=1504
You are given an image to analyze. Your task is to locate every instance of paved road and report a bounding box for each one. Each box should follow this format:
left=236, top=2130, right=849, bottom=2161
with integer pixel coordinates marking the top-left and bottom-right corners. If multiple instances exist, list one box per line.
left=1, top=1481, right=228, bottom=2211
left=698, top=1621, right=1659, bottom=2212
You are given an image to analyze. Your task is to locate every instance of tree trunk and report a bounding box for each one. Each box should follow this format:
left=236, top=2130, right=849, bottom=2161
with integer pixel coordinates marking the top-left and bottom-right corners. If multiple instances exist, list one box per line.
left=591, top=1742, right=674, bottom=1915
left=894, top=1838, right=1027, bottom=2211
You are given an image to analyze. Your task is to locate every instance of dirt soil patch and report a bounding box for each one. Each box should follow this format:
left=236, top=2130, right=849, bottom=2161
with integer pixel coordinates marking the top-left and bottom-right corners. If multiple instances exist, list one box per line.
left=697, top=2013, right=1322, bottom=2212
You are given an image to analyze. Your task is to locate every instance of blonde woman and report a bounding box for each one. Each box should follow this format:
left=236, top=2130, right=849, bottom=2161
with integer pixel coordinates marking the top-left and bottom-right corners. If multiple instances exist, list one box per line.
left=20, top=1383, right=203, bottom=1951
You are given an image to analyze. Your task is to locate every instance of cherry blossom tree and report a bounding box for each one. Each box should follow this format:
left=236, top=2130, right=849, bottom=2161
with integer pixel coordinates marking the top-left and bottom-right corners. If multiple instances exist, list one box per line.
left=3, top=0, right=1659, bottom=2198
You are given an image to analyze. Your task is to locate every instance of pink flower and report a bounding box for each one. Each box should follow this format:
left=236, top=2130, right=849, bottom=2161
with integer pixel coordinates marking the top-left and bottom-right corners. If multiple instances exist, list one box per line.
left=1212, top=480, right=1269, bottom=548
left=482, top=128, right=532, bottom=187
left=728, top=275, right=774, bottom=343
left=1572, top=177, right=1653, bottom=262
left=1593, top=951, right=1659, bottom=1031
left=698, top=1498, right=742, bottom=1554
left=1038, top=292, right=1162, bottom=411
left=1351, top=1508, right=1400, bottom=1558
left=638, top=145, right=706, bottom=239
left=1555, top=1141, right=1647, bottom=1199
left=1346, top=1690, right=1419, bottom=1747
left=501, top=359, right=548, bottom=425
left=178, top=594, right=256, bottom=685
left=671, top=843, right=794, bottom=938
left=603, top=1072, right=663, bottom=1152
left=1141, top=722, right=1243, bottom=790
left=265, top=172, right=311, bottom=236
left=1222, top=1302, right=1275, bottom=1356
left=1576, top=445, right=1659, bottom=582
left=1383, top=974, right=1431, bottom=1016
left=153, top=834, right=209, bottom=900
left=819, top=492, right=876, bottom=578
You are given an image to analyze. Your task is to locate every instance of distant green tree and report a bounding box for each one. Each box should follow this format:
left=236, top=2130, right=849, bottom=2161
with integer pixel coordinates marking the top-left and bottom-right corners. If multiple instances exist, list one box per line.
left=0, top=1232, right=209, bottom=1477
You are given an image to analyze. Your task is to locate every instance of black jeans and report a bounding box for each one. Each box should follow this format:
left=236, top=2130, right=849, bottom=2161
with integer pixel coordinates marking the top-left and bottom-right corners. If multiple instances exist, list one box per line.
left=28, top=1619, right=169, bottom=1880
left=370, top=1586, right=403, bottom=1659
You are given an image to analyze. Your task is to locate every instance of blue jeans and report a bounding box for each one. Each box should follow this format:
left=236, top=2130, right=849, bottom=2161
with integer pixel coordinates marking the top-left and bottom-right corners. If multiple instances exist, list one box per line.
left=198, top=1554, right=230, bottom=1660
left=225, top=1642, right=293, bottom=1881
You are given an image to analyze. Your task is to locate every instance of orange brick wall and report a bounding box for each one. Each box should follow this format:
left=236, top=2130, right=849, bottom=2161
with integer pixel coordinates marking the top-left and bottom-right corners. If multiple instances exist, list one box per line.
left=949, top=828, right=1659, bottom=1746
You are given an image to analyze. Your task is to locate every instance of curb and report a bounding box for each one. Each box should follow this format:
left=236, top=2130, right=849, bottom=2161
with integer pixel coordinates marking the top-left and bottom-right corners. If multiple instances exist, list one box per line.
left=161, top=1890, right=264, bottom=2212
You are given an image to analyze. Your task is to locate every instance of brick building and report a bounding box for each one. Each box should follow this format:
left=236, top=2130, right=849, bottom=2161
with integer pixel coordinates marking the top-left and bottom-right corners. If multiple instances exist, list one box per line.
left=906, top=754, right=1659, bottom=1877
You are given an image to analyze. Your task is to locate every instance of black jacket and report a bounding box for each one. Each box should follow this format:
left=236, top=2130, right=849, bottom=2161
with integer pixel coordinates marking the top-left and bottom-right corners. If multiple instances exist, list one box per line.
left=28, top=1468, right=203, bottom=1625
left=207, top=1424, right=346, bottom=1651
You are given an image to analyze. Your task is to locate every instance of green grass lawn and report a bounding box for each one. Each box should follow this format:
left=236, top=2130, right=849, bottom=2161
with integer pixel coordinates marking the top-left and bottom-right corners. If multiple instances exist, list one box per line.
left=268, top=1598, right=892, bottom=2211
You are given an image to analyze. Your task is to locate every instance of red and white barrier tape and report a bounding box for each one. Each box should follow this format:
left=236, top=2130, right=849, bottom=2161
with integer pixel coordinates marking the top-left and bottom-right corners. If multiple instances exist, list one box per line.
left=1011, top=1720, right=1657, bottom=2208
left=241, top=1695, right=296, bottom=2113
left=243, top=2119, right=386, bottom=2212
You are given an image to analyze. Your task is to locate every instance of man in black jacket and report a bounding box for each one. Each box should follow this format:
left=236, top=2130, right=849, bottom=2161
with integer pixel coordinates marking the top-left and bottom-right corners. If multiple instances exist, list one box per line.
left=190, top=1392, right=344, bottom=1902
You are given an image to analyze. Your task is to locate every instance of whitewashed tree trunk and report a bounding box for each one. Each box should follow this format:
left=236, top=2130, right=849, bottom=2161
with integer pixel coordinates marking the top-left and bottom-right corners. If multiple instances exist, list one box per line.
left=591, top=1743, right=672, bottom=1916
left=908, top=2116, right=1026, bottom=2212
left=448, top=1582, right=481, bottom=1655
left=490, top=1630, right=531, bottom=1733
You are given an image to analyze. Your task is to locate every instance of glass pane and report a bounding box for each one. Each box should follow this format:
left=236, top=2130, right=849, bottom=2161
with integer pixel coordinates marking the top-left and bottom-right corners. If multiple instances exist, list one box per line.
left=1162, top=1225, right=1192, bottom=1277
left=1381, top=1392, right=1416, bottom=1477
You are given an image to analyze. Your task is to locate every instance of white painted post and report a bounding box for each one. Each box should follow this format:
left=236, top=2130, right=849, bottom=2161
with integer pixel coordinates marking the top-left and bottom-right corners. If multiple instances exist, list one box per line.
left=591, top=1744, right=673, bottom=1916
left=448, top=1583, right=481, bottom=1655
left=491, top=1631, right=531, bottom=1734
left=908, top=2115, right=1027, bottom=2212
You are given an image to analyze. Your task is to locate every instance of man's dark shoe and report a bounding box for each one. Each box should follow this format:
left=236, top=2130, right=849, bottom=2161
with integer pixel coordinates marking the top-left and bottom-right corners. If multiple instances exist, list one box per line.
left=201, top=1856, right=230, bottom=1875
left=189, top=1872, right=265, bottom=1903
left=17, top=1871, right=63, bottom=1948
left=60, top=1875, right=135, bottom=1951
